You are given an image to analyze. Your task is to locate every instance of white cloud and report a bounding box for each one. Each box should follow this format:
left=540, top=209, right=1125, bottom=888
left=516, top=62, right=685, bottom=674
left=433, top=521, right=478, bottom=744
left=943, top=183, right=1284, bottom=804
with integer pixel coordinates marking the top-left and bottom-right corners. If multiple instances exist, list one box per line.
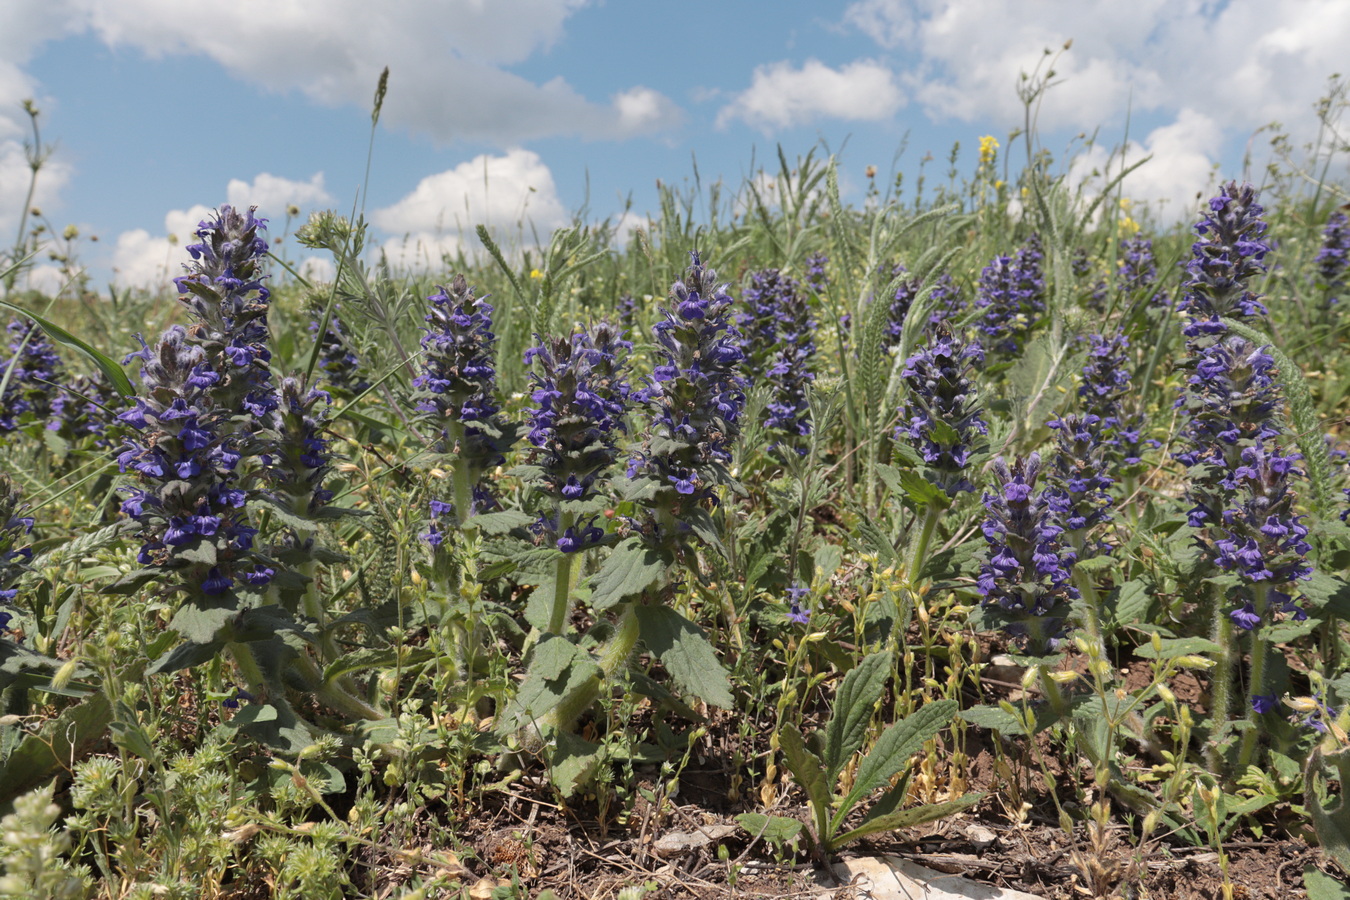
left=67, top=0, right=680, bottom=144
left=717, top=59, right=905, bottom=131
left=299, top=255, right=336, bottom=283
left=0, top=140, right=73, bottom=253
left=845, top=0, right=1349, bottom=142
left=372, top=149, right=567, bottom=263
left=111, top=203, right=212, bottom=290
left=20, top=264, right=67, bottom=296
left=1069, top=109, right=1221, bottom=224
left=225, top=172, right=333, bottom=216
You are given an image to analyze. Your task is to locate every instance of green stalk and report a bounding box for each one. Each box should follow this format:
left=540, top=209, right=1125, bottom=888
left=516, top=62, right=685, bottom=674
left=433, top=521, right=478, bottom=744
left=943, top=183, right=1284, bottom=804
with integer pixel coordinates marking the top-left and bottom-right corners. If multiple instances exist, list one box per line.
left=547, top=508, right=576, bottom=635
left=1237, top=585, right=1272, bottom=770
left=294, top=653, right=383, bottom=721
left=1036, top=664, right=1072, bottom=719
left=1207, top=589, right=1237, bottom=773
left=546, top=604, right=640, bottom=733
left=227, top=642, right=266, bottom=699
left=904, top=501, right=944, bottom=581
left=448, top=419, right=477, bottom=536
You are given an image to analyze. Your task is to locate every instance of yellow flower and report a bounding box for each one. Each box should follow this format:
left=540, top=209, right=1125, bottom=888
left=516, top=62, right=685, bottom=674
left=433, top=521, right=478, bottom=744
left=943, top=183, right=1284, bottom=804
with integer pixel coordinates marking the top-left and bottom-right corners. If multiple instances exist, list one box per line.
left=529, top=268, right=543, bottom=280
left=978, top=135, right=999, bottom=166
left=1119, top=216, right=1140, bottom=236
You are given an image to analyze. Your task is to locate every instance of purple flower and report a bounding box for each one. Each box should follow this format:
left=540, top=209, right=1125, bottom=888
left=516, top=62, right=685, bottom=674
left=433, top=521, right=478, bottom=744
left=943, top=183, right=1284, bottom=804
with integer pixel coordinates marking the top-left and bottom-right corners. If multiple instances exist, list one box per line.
left=628, top=252, right=747, bottom=551
left=0, top=319, right=65, bottom=433
left=978, top=453, right=1077, bottom=651
left=1178, top=182, right=1271, bottom=340
left=416, top=274, right=511, bottom=527
left=976, top=234, right=1045, bottom=357
left=737, top=268, right=816, bottom=451
left=525, top=322, right=631, bottom=550
left=897, top=323, right=987, bottom=497
left=786, top=585, right=810, bottom=624
left=1250, top=694, right=1278, bottom=714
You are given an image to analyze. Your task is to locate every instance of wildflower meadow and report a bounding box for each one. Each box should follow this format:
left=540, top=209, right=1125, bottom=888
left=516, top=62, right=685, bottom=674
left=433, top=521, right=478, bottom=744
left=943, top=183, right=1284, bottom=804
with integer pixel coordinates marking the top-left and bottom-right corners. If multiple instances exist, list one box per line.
left=2, top=72, right=1350, bottom=900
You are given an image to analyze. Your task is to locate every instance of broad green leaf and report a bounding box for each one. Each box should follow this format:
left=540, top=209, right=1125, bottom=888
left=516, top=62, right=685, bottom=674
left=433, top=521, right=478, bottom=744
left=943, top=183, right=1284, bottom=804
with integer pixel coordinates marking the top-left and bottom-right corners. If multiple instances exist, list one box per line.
left=505, top=636, right=600, bottom=731
left=779, top=723, right=832, bottom=838
left=166, top=602, right=237, bottom=645
left=545, top=730, right=603, bottom=798
left=1102, top=579, right=1151, bottom=629
left=634, top=606, right=733, bottom=708
left=1133, top=636, right=1223, bottom=660
left=147, top=639, right=225, bottom=675
left=0, top=691, right=112, bottom=805
left=734, top=813, right=804, bottom=846
left=468, top=510, right=536, bottom=535
left=587, top=538, right=666, bottom=611
left=821, top=651, right=892, bottom=782
left=834, top=699, right=957, bottom=832
left=959, top=703, right=1027, bottom=735
left=830, top=793, right=982, bottom=850
left=1305, top=866, right=1350, bottom=899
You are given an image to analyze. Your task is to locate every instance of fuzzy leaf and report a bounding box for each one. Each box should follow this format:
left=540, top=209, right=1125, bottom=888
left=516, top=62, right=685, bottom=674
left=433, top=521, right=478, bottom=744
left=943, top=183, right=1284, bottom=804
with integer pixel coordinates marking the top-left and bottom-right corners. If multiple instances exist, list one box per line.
left=1307, top=746, right=1350, bottom=877
left=635, top=605, right=733, bottom=708
left=834, top=699, right=958, bottom=831
left=1133, top=636, right=1223, bottom=660
left=830, top=793, right=982, bottom=850
left=469, top=510, right=537, bottom=535
left=545, top=730, right=603, bottom=798
left=587, top=539, right=666, bottom=611
left=821, top=651, right=892, bottom=782
left=734, top=813, right=804, bottom=846
left=506, top=636, right=600, bottom=730
left=778, top=723, right=832, bottom=830
left=959, top=703, right=1028, bottom=735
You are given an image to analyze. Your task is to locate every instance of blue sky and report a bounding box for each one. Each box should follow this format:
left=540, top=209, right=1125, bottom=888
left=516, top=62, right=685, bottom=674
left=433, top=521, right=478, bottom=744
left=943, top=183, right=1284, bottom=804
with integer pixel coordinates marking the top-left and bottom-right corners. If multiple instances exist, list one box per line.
left=2, top=0, right=1347, bottom=291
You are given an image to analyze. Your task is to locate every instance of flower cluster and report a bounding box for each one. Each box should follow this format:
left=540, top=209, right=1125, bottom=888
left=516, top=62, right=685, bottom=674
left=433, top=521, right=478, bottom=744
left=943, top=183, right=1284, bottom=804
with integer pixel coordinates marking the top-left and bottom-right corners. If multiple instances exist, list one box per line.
left=896, top=323, right=987, bottom=497
left=1117, top=235, right=1168, bottom=307
left=977, top=453, right=1077, bottom=650
left=118, top=326, right=272, bottom=601
left=118, top=206, right=281, bottom=602
left=0, top=475, right=33, bottom=631
left=924, top=272, right=967, bottom=327
left=524, top=322, right=632, bottom=553
left=172, top=205, right=277, bottom=421
left=1045, top=413, right=1113, bottom=554
left=628, top=252, right=746, bottom=549
left=263, top=376, right=335, bottom=521
left=311, top=309, right=370, bottom=397
left=1177, top=334, right=1308, bottom=628
left=1315, top=211, right=1350, bottom=310
left=804, top=253, right=829, bottom=294
left=737, top=268, right=816, bottom=448
left=415, top=275, right=510, bottom=531
left=880, top=264, right=917, bottom=353
left=1178, top=182, right=1271, bottom=340
left=0, top=319, right=65, bottom=433
left=1079, top=331, right=1150, bottom=467
left=53, top=372, right=118, bottom=447
left=976, top=233, right=1046, bottom=356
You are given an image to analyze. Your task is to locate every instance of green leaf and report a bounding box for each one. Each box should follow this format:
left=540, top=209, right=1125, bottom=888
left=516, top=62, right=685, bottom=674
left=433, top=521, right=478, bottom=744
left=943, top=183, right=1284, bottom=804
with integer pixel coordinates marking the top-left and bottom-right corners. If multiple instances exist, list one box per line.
left=166, top=602, right=237, bottom=645
left=0, top=691, right=113, bottom=806
left=779, top=723, right=832, bottom=837
left=545, top=730, right=603, bottom=798
left=1133, top=636, right=1223, bottom=660
left=821, top=651, right=892, bottom=783
left=586, top=539, right=666, bottom=611
left=505, top=636, right=601, bottom=730
left=834, top=699, right=957, bottom=833
left=1306, top=746, right=1350, bottom=877
left=1102, top=579, right=1151, bottom=629
left=959, top=703, right=1027, bottom=735
left=147, top=639, right=226, bottom=675
left=634, top=606, right=733, bottom=708
left=830, top=793, right=982, bottom=850
left=0, top=300, right=134, bottom=396
left=1306, top=866, right=1350, bottom=899
left=734, top=813, right=804, bottom=846
left=469, top=510, right=537, bottom=535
